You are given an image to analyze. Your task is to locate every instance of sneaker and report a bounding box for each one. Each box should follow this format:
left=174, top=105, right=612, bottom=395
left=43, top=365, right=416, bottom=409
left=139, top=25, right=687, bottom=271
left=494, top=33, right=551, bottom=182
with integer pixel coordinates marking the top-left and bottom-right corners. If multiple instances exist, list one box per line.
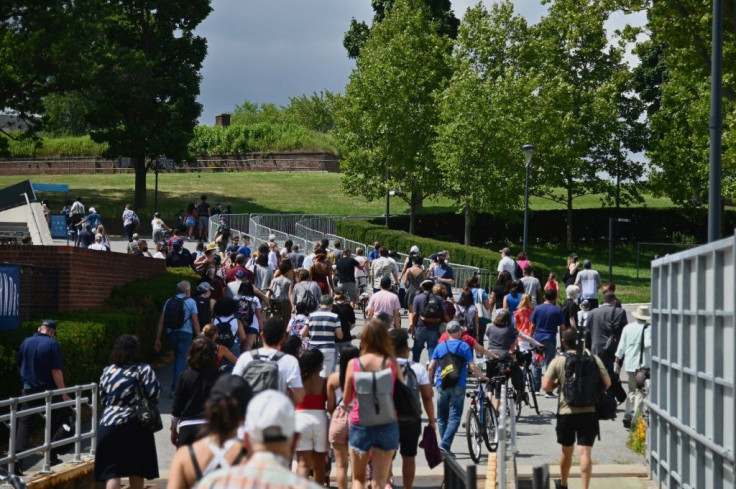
left=623, top=417, right=632, bottom=429
left=544, top=392, right=557, bottom=399
left=554, top=479, right=568, bottom=489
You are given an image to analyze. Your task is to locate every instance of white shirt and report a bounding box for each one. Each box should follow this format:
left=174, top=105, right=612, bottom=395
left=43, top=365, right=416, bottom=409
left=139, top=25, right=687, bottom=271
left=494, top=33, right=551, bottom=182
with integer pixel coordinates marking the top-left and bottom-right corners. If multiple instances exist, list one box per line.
left=354, top=255, right=367, bottom=278
left=268, top=250, right=279, bottom=272
left=232, top=347, right=303, bottom=393
left=397, top=358, right=430, bottom=386
left=498, top=255, right=515, bottom=276
left=153, top=251, right=165, bottom=259
left=88, top=242, right=107, bottom=251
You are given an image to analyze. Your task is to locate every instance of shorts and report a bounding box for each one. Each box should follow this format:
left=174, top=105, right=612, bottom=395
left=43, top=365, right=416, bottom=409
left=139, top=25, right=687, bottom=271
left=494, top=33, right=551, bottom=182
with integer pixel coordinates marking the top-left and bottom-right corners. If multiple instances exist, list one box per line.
left=349, top=421, right=399, bottom=454
left=398, top=420, right=422, bottom=457
left=556, top=412, right=599, bottom=447
left=185, top=216, right=196, bottom=228
left=295, top=409, right=329, bottom=453
left=245, top=326, right=259, bottom=335
left=328, top=404, right=351, bottom=445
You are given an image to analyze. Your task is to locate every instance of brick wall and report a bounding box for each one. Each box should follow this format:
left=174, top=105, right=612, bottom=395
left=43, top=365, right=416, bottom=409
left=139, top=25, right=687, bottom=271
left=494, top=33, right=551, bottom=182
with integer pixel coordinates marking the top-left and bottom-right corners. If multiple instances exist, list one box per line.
left=0, top=245, right=166, bottom=312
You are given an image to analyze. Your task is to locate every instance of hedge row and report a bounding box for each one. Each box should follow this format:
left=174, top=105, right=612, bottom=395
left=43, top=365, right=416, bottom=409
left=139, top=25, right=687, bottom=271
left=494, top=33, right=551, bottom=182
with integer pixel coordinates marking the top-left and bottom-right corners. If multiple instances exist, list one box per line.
left=0, top=268, right=198, bottom=398
left=336, top=219, right=554, bottom=287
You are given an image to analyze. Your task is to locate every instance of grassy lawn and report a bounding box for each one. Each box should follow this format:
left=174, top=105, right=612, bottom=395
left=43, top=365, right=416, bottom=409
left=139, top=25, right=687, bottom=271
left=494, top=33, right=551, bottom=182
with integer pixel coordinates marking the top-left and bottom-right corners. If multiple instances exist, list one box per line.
left=0, top=172, right=677, bottom=302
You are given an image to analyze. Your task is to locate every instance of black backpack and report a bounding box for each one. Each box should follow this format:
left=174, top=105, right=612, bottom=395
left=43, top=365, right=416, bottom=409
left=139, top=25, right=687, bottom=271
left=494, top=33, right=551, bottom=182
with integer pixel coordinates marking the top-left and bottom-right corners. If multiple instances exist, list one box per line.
left=163, top=296, right=186, bottom=330
left=296, top=287, right=318, bottom=313
left=513, top=261, right=523, bottom=280
left=194, top=295, right=212, bottom=326
left=438, top=341, right=465, bottom=388
left=420, top=293, right=442, bottom=321
left=236, top=297, right=255, bottom=328
left=563, top=341, right=602, bottom=407
left=396, top=362, right=422, bottom=425
left=241, top=349, right=285, bottom=395
left=455, top=304, right=469, bottom=327
left=215, top=318, right=235, bottom=349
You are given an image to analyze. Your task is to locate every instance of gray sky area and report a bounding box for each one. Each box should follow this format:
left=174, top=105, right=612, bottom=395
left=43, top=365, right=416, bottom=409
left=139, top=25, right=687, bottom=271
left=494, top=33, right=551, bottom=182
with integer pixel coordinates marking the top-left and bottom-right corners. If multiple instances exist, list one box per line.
left=195, top=1, right=645, bottom=125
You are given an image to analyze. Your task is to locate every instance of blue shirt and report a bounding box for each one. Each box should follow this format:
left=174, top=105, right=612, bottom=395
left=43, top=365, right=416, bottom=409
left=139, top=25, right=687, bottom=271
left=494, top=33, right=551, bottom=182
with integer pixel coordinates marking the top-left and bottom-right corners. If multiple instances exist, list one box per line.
left=164, top=294, right=199, bottom=334
left=531, top=303, right=565, bottom=343
left=368, top=250, right=380, bottom=261
left=431, top=339, right=474, bottom=388
left=505, top=292, right=522, bottom=326
left=16, top=332, right=64, bottom=389
left=430, top=263, right=454, bottom=297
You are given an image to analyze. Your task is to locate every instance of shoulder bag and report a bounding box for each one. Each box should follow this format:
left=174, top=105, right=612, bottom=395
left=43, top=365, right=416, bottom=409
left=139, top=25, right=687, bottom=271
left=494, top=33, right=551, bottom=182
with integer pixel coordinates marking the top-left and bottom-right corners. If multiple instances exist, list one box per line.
left=634, top=324, right=650, bottom=389
left=135, top=366, right=163, bottom=432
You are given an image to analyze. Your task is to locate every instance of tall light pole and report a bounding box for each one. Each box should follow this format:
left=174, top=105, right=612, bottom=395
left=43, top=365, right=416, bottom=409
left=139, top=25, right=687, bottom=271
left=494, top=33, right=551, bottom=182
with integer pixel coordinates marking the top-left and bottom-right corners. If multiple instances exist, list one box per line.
left=385, top=160, right=391, bottom=228
left=708, top=0, right=723, bottom=242
left=522, top=144, right=535, bottom=253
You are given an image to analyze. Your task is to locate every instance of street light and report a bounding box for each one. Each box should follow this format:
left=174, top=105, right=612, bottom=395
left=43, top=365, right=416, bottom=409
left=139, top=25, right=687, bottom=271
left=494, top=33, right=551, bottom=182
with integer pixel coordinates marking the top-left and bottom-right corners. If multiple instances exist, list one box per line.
left=385, top=160, right=391, bottom=228
left=522, top=144, right=535, bottom=253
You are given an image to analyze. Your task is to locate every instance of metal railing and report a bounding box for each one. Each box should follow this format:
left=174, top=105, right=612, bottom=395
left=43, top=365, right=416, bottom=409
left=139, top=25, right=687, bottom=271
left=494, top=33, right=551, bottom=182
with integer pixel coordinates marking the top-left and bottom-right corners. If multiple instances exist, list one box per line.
left=1, top=384, right=97, bottom=474
left=443, top=454, right=477, bottom=489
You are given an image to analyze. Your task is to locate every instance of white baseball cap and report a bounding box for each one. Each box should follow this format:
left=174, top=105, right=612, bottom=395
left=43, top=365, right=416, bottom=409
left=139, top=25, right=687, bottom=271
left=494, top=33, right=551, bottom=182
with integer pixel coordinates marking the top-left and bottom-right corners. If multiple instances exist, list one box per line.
left=410, top=245, right=420, bottom=254
left=245, top=390, right=296, bottom=443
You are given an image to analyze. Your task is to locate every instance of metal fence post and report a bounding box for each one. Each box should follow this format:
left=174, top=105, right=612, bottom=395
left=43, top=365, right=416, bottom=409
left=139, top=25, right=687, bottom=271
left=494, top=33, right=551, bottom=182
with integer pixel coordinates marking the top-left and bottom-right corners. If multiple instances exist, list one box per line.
left=498, top=384, right=507, bottom=489
left=532, top=464, right=550, bottom=489
left=73, top=387, right=82, bottom=462
left=9, top=398, right=18, bottom=475
left=90, top=384, right=98, bottom=456
left=41, top=391, right=52, bottom=473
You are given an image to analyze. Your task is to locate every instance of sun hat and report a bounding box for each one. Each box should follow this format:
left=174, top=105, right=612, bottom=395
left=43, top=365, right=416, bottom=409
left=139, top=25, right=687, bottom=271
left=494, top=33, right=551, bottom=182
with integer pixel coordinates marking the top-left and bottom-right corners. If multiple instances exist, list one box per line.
left=632, top=305, right=651, bottom=321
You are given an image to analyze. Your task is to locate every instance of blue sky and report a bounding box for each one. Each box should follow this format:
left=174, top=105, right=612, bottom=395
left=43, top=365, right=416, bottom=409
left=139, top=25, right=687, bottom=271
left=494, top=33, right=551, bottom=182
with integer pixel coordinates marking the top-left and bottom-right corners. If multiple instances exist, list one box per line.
left=195, top=1, right=645, bottom=125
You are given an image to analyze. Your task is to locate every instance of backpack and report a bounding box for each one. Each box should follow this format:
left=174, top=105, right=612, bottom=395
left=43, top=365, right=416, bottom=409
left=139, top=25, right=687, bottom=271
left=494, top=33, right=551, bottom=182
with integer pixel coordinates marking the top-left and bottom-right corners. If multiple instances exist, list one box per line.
left=241, top=349, right=285, bottom=394
left=194, top=295, right=212, bottom=326
left=438, top=341, right=466, bottom=389
left=236, top=297, right=255, bottom=327
left=296, top=286, right=318, bottom=313
left=396, top=362, right=422, bottom=425
left=163, top=296, right=186, bottom=330
left=455, top=304, right=469, bottom=328
left=420, top=293, right=442, bottom=322
left=215, top=317, right=235, bottom=349
left=513, top=261, right=523, bottom=280
left=354, top=357, right=397, bottom=427
left=289, top=315, right=310, bottom=350
left=562, top=341, right=602, bottom=407
left=270, top=278, right=291, bottom=303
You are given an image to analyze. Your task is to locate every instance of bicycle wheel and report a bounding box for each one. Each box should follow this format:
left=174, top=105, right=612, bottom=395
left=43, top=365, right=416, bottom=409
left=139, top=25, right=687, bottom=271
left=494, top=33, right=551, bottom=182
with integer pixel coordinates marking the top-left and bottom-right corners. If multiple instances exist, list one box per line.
left=526, top=368, right=540, bottom=415
left=484, top=403, right=498, bottom=452
left=465, top=407, right=483, bottom=463
left=515, top=387, right=523, bottom=421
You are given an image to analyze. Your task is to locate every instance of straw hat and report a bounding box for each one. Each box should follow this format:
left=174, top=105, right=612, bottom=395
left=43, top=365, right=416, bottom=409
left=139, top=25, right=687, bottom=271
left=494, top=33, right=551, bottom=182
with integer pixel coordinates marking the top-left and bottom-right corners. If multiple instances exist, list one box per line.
left=632, top=305, right=651, bottom=321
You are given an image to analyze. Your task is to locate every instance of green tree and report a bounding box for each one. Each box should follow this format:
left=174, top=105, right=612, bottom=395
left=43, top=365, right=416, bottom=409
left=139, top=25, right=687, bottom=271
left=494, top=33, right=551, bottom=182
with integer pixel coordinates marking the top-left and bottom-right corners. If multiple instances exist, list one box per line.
left=284, top=91, right=339, bottom=133
left=42, top=92, right=91, bottom=137
left=336, top=0, right=453, bottom=234
left=433, top=2, right=533, bottom=244
left=231, top=100, right=286, bottom=126
left=343, top=0, right=459, bottom=59
left=83, top=0, right=212, bottom=211
left=526, top=0, right=646, bottom=248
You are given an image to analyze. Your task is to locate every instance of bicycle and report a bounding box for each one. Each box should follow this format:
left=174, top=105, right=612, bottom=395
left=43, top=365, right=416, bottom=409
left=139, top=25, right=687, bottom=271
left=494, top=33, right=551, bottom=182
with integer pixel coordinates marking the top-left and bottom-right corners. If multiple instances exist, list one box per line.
left=488, top=358, right=523, bottom=421
left=356, top=282, right=369, bottom=319
left=516, top=349, right=540, bottom=416
left=464, top=361, right=498, bottom=463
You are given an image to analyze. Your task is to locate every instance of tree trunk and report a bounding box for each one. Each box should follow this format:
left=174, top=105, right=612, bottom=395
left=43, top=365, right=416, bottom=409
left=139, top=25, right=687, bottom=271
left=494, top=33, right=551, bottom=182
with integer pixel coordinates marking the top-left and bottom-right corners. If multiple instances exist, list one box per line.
left=134, top=156, right=147, bottom=211
left=464, top=200, right=471, bottom=246
left=566, top=182, right=573, bottom=250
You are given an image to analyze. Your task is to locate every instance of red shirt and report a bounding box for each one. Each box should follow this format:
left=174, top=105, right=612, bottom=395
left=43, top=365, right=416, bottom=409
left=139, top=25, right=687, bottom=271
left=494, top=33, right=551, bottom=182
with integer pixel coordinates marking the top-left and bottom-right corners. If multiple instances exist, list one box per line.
left=438, top=330, right=477, bottom=349
left=225, top=266, right=254, bottom=284
left=514, top=307, right=533, bottom=338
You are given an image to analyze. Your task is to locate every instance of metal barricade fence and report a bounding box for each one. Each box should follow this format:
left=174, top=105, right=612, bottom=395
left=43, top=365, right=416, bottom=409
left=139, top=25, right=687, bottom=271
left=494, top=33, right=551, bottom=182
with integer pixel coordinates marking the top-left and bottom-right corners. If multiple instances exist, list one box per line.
left=1, top=384, right=98, bottom=474
left=443, top=454, right=477, bottom=489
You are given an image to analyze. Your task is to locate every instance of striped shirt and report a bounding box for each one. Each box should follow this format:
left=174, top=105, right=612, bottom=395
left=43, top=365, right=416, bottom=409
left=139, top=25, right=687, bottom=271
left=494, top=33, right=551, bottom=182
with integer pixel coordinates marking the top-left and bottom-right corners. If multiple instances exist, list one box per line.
left=199, top=451, right=322, bottom=489
left=306, top=308, right=340, bottom=350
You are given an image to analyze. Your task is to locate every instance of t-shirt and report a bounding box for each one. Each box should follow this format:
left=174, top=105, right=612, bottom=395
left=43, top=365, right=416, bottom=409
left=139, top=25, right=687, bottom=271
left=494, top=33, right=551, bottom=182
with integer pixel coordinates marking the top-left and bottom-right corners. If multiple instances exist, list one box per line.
left=17, top=333, right=64, bottom=388
left=197, top=201, right=210, bottom=217
left=576, top=269, right=601, bottom=300
left=521, top=276, right=542, bottom=306
left=371, top=257, right=397, bottom=289
left=497, top=256, right=516, bottom=277
left=397, top=358, right=430, bottom=387
left=561, top=299, right=579, bottom=329
left=367, top=290, right=401, bottom=319
left=430, top=263, right=454, bottom=297
left=412, top=292, right=447, bottom=329
left=164, top=294, right=199, bottom=334
left=544, top=352, right=607, bottom=414
left=438, top=330, right=477, bottom=349
left=78, top=230, right=95, bottom=248
left=232, top=347, right=303, bottom=394
left=505, top=292, right=522, bottom=325
left=336, top=256, right=359, bottom=284
left=354, top=256, right=367, bottom=279
left=306, top=309, right=341, bottom=349
left=431, top=339, right=474, bottom=388
left=485, top=324, right=519, bottom=356
left=530, top=303, right=565, bottom=344
left=225, top=266, right=254, bottom=284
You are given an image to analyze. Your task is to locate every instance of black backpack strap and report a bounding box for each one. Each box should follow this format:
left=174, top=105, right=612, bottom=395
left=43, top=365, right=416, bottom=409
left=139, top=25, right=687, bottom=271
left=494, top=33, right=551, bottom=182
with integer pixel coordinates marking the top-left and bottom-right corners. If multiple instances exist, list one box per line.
left=231, top=446, right=247, bottom=466
left=188, top=444, right=203, bottom=481
left=271, top=351, right=285, bottom=362
left=638, top=323, right=649, bottom=367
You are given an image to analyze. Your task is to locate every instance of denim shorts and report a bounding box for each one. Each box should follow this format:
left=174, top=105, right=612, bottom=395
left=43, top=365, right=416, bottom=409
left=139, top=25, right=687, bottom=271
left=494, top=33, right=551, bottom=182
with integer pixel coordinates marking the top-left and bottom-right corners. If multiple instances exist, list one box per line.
left=348, top=421, right=399, bottom=453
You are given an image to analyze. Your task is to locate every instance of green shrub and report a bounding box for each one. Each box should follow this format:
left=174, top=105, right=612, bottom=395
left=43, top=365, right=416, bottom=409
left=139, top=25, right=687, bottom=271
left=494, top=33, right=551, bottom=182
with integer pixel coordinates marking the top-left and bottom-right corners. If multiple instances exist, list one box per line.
left=188, top=123, right=339, bottom=156
left=6, top=135, right=108, bottom=157
left=0, top=269, right=199, bottom=398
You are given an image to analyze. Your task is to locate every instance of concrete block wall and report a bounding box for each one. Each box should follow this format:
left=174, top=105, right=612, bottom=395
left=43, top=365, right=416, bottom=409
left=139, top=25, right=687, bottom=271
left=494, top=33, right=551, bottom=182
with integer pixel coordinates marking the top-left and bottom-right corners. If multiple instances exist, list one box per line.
left=0, top=245, right=166, bottom=311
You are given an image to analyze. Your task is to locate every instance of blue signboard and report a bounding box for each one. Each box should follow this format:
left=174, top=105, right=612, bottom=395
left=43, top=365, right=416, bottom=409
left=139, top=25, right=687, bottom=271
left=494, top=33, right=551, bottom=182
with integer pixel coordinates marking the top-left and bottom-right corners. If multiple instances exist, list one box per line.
left=50, top=215, right=68, bottom=239
left=0, top=265, right=21, bottom=331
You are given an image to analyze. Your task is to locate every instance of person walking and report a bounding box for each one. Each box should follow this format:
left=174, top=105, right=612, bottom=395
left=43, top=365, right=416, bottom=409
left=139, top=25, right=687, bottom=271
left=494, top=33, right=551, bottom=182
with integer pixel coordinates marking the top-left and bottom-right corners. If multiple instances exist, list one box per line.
left=14, top=319, right=69, bottom=474
left=366, top=275, right=401, bottom=329
left=410, top=280, right=449, bottom=363
left=302, top=295, right=344, bottom=377
left=427, top=322, right=489, bottom=454
left=542, top=328, right=611, bottom=489
left=95, top=335, right=160, bottom=489
left=154, top=281, right=201, bottom=397
left=614, top=305, right=652, bottom=429
left=574, top=259, right=602, bottom=309
left=530, top=289, right=566, bottom=397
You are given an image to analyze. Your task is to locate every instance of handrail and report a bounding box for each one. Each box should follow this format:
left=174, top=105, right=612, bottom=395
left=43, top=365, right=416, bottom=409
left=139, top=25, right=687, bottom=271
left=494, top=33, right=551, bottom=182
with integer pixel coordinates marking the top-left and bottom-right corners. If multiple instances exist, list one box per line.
left=443, top=454, right=477, bottom=489
left=0, top=383, right=97, bottom=474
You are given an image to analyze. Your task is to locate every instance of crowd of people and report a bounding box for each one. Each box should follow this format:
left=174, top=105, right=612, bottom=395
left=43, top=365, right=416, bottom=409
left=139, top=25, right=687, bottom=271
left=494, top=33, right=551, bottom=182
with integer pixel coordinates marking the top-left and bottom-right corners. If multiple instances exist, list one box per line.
left=12, top=224, right=652, bottom=489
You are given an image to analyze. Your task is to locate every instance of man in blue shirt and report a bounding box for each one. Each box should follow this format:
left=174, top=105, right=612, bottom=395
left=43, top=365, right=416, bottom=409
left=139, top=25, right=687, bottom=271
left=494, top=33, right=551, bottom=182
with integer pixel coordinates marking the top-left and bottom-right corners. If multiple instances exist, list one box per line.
left=15, top=319, right=69, bottom=472
left=531, top=289, right=566, bottom=397
left=429, top=250, right=454, bottom=298
left=428, top=321, right=489, bottom=453
left=154, top=281, right=200, bottom=395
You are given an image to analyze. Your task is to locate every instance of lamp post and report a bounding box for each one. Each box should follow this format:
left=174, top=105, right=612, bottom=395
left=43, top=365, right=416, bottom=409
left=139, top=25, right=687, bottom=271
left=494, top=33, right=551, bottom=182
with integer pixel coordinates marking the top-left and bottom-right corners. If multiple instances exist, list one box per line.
left=385, top=160, right=391, bottom=228
left=608, top=217, right=631, bottom=282
left=522, top=144, right=535, bottom=253
left=708, top=0, right=723, bottom=242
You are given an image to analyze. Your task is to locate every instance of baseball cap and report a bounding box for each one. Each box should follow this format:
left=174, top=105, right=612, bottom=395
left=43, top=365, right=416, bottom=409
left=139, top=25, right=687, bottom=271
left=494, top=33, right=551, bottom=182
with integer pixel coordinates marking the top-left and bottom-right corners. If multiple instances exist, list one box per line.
left=154, top=212, right=160, bottom=217
left=208, top=373, right=253, bottom=414
left=235, top=269, right=246, bottom=280
left=89, top=207, right=96, bottom=213
left=132, top=233, right=139, bottom=240
left=410, top=245, right=420, bottom=254
left=245, top=390, right=296, bottom=443
left=172, top=238, right=183, bottom=246
left=499, top=247, right=510, bottom=254
left=42, top=319, right=57, bottom=330
left=197, top=282, right=215, bottom=292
